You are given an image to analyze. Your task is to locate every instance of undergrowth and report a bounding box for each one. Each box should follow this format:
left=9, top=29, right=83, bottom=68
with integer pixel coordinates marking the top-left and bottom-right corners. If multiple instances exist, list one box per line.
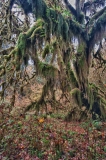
left=0, top=107, right=106, bottom=160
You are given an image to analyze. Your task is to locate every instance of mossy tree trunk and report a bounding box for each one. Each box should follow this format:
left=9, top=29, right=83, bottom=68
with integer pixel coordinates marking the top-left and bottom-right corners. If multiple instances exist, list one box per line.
left=1, top=0, right=106, bottom=120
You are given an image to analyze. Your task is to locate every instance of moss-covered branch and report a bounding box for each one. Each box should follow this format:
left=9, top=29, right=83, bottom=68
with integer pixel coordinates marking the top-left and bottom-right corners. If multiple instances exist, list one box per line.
left=89, top=6, right=106, bottom=25
left=89, top=11, right=106, bottom=42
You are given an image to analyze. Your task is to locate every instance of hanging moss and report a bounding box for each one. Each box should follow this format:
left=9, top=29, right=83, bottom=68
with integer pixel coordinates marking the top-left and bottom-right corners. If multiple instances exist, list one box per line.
left=99, top=96, right=106, bottom=120
left=88, top=83, right=96, bottom=111
left=78, top=55, right=85, bottom=68
left=30, top=26, right=45, bottom=42
left=32, top=0, right=47, bottom=18
left=70, top=69, right=78, bottom=86
left=89, top=11, right=106, bottom=42
left=49, top=8, right=58, bottom=35
left=62, top=20, right=69, bottom=41
left=70, top=88, right=82, bottom=107
left=50, top=8, right=57, bottom=20
left=88, top=83, right=106, bottom=119
left=66, top=62, right=78, bottom=87
left=42, top=8, right=55, bottom=41
left=42, top=44, right=50, bottom=59
left=69, top=20, right=82, bottom=35
left=55, top=14, right=64, bottom=38
left=16, top=33, right=27, bottom=58
left=26, top=19, right=44, bottom=39
left=69, top=20, right=87, bottom=40
left=77, top=43, right=85, bottom=55
left=57, top=51, right=65, bottom=71
left=50, top=48, right=56, bottom=63
left=38, top=61, right=57, bottom=78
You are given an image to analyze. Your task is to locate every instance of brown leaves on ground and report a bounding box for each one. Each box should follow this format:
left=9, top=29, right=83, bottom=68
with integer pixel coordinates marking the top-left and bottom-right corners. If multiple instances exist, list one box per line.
left=0, top=111, right=106, bottom=160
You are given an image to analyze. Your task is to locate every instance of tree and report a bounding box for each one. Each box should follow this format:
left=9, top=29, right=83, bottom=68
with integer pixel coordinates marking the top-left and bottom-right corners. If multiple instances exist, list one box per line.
left=0, top=0, right=106, bottom=120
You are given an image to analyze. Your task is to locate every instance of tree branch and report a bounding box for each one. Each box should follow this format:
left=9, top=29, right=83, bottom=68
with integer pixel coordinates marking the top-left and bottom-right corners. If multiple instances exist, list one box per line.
left=89, top=6, right=106, bottom=25
left=63, top=0, right=77, bottom=17
left=89, top=11, right=106, bottom=48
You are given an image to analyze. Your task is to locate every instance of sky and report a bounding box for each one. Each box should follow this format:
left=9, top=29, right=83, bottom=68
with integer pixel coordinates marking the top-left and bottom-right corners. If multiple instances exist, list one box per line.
left=68, top=0, right=75, bottom=7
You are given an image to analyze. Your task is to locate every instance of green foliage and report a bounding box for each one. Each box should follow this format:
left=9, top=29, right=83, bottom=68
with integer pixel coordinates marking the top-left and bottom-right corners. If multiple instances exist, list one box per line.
left=92, top=120, right=102, bottom=130
left=104, top=146, right=106, bottom=152
left=62, top=10, right=72, bottom=18
left=50, top=113, right=65, bottom=119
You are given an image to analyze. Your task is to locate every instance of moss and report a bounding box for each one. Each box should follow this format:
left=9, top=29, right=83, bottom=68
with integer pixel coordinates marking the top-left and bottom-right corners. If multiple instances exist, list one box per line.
left=77, top=42, right=87, bottom=68
left=30, top=19, right=45, bottom=40
left=78, top=55, right=85, bottom=68
left=42, top=44, right=50, bottom=59
left=88, top=83, right=106, bottom=119
left=56, top=14, right=64, bottom=37
left=26, top=19, right=44, bottom=38
left=34, top=78, right=53, bottom=112
left=30, top=26, right=45, bottom=42
left=16, top=33, right=26, bottom=58
left=70, top=88, right=82, bottom=107
left=57, top=53, right=65, bottom=71
left=89, top=11, right=106, bottom=41
left=44, top=17, right=52, bottom=41
left=32, top=0, right=47, bottom=18
left=69, top=20, right=83, bottom=35
left=67, top=63, right=78, bottom=87
left=62, top=20, right=69, bottom=41
left=50, top=50, right=56, bottom=63
left=50, top=7, right=58, bottom=23
left=38, top=61, right=57, bottom=78
left=88, top=84, right=95, bottom=111
left=77, top=43, right=85, bottom=54
left=97, top=96, right=106, bottom=119
left=26, top=24, right=37, bottom=38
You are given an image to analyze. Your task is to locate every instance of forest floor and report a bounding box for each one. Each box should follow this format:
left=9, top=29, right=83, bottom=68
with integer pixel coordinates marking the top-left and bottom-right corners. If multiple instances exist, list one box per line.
left=0, top=65, right=106, bottom=160
left=0, top=104, right=106, bottom=160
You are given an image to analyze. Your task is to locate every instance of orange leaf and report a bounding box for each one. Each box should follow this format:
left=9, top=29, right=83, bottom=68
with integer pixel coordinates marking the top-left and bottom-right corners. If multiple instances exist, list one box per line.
left=38, top=118, right=44, bottom=123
